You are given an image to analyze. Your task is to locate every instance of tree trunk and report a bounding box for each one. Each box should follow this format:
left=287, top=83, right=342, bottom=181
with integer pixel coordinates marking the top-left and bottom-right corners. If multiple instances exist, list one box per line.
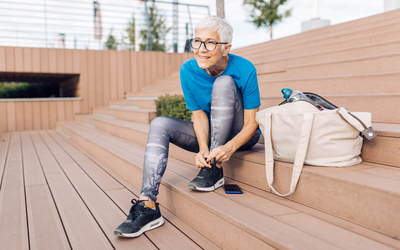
left=216, top=0, right=225, bottom=19
left=270, top=24, right=273, bottom=40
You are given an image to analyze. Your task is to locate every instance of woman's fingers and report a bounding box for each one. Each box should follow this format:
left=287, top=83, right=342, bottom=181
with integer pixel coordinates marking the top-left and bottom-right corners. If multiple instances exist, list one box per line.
left=195, top=151, right=211, bottom=168
left=208, top=147, right=227, bottom=163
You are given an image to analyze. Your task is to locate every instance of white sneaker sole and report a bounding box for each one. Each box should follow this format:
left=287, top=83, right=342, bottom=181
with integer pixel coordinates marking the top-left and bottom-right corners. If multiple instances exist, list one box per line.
left=116, top=216, right=164, bottom=238
left=190, top=177, right=225, bottom=192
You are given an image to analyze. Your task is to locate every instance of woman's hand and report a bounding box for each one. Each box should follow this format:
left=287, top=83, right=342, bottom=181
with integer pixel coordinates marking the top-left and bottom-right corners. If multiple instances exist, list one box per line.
left=195, top=149, right=210, bottom=168
left=207, top=143, right=235, bottom=165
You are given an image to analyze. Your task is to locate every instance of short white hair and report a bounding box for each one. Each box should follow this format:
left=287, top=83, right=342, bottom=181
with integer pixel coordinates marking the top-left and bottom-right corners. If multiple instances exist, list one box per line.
left=195, top=15, right=233, bottom=44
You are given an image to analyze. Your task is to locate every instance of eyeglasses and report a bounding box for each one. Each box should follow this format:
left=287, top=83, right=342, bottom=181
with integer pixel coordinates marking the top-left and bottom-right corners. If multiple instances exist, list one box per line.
left=190, top=38, right=228, bottom=51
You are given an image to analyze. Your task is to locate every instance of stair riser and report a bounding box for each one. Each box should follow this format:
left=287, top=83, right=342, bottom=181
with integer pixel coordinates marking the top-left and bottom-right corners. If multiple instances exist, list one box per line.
left=240, top=17, right=400, bottom=58
left=287, top=54, right=400, bottom=78
left=69, top=114, right=400, bottom=238
left=57, top=123, right=145, bottom=191
left=76, top=116, right=149, bottom=148
left=92, top=108, right=156, bottom=124
left=288, top=42, right=400, bottom=68
left=259, top=73, right=400, bottom=96
left=261, top=95, right=400, bottom=123
left=169, top=144, right=400, bottom=239
left=362, top=136, right=400, bottom=168
left=254, top=41, right=400, bottom=73
left=109, top=100, right=156, bottom=110
left=249, top=28, right=400, bottom=64
left=126, top=89, right=183, bottom=98
left=55, top=122, right=278, bottom=249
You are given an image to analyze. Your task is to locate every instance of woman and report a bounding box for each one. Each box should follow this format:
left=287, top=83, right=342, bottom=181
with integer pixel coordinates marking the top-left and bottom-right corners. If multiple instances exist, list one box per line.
left=114, top=15, right=261, bottom=238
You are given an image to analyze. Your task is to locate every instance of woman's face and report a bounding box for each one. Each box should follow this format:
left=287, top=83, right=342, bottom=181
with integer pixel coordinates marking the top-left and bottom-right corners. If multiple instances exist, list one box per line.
left=193, top=29, right=231, bottom=72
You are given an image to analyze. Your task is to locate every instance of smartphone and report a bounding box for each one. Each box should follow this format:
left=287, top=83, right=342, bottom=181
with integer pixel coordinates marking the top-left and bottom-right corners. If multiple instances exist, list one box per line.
left=223, top=184, right=242, bottom=194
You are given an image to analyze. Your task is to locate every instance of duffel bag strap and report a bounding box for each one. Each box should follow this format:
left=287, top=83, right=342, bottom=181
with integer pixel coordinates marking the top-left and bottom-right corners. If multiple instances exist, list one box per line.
left=263, top=112, right=315, bottom=197
left=337, top=108, right=376, bottom=140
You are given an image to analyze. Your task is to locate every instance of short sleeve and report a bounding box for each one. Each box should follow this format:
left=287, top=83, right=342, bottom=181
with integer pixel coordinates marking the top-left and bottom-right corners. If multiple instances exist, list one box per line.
left=180, top=65, right=201, bottom=111
left=242, top=69, right=261, bottom=110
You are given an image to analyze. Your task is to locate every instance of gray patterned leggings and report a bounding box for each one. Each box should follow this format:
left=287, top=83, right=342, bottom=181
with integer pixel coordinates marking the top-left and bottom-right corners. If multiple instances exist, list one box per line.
left=139, top=75, right=260, bottom=201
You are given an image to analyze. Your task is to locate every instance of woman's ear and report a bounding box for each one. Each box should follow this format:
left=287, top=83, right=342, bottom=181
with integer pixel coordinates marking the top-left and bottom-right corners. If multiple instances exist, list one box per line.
left=223, top=43, right=232, bottom=56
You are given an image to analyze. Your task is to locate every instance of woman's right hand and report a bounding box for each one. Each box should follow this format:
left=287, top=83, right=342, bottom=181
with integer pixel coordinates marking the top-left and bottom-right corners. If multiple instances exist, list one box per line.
left=195, top=149, right=210, bottom=168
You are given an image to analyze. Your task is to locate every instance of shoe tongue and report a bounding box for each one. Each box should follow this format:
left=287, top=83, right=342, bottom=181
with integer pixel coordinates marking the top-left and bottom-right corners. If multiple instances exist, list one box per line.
left=137, top=201, right=146, bottom=210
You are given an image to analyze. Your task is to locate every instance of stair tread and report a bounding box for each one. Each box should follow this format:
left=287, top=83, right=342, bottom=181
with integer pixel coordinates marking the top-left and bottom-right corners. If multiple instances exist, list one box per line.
left=70, top=115, right=400, bottom=236
left=234, top=14, right=400, bottom=57
left=286, top=52, right=400, bottom=70
left=93, top=106, right=156, bottom=112
left=259, top=71, right=400, bottom=83
left=252, top=39, right=400, bottom=66
left=57, top=121, right=400, bottom=249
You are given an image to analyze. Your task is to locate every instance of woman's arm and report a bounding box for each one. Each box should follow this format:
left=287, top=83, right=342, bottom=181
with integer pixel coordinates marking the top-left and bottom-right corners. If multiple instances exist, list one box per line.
left=207, top=107, right=259, bottom=164
left=192, top=110, right=212, bottom=168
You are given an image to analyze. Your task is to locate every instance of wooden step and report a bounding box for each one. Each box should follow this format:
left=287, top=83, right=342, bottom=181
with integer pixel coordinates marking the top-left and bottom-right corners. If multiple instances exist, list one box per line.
left=150, top=74, right=180, bottom=89
left=261, top=93, right=400, bottom=123
left=234, top=11, right=400, bottom=57
left=56, top=121, right=400, bottom=249
left=74, top=112, right=400, bottom=169
left=126, top=88, right=183, bottom=98
left=233, top=9, right=400, bottom=55
left=253, top=39, right=400, bottom=74
left=258, top=72, right=400, bottom=96
left=286, top=53, right=400, bottom=79
left=246, top=21, right=400, bottom=61
left=92, top=106, right=157, bottom=124
left=67, top=115, right=400, bottom=238
left=109, top=99, right=156, bottom=110
left=362, top=123, right=400, bottom=168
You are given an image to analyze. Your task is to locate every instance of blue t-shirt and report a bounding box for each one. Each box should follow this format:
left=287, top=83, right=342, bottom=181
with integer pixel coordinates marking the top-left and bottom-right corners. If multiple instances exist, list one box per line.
left=180, top=54, right=260, bottom=118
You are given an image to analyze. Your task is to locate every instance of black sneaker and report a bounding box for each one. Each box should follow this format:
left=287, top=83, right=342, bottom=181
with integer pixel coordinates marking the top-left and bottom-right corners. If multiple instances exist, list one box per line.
left=114, top=199, right=164, bottom=237
left=188, top=160, right=224, bottom=191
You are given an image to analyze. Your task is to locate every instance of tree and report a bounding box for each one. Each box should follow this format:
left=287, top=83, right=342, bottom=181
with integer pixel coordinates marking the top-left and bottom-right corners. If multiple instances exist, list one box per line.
left=121, top=16, right=136, bottom=50
left=139, top=1, right=171, bottom=51
left=104, top=28, right=118, bottom=50
left=243, top=0, right=291, bottom=40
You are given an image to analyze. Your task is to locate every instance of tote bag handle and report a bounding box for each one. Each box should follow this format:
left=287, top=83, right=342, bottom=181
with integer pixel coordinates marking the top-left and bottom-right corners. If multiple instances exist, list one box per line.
left=263, top=112, right=314, bottom=197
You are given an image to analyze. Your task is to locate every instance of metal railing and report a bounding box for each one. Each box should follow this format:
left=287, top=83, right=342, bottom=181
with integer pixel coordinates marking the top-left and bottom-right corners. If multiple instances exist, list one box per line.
left=0, top=0, right=210, bottom=53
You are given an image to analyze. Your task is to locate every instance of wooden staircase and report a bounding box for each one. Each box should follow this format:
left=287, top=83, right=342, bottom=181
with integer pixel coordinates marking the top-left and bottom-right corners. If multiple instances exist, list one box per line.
left=56, top=9, right=400, bottom=249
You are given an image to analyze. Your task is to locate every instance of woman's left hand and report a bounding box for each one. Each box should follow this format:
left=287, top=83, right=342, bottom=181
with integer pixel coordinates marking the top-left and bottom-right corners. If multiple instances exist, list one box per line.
left=207, top=143, right=235, bottom=164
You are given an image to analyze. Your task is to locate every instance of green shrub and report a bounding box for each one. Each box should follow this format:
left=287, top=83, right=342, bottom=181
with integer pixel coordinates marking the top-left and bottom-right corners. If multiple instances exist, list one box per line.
left=0, top=82, right=59, bottom=98
left=155, top=94, right=192, bottom=121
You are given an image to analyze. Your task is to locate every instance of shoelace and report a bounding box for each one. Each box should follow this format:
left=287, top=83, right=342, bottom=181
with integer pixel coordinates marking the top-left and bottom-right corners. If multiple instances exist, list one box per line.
left=127, top=199, right=143, bottom=221
left=197, top=165, right=213, bottom=177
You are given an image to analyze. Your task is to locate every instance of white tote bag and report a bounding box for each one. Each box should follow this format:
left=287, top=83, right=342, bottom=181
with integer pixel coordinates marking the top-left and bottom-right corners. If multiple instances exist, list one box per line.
left=255, top=100, right=376, bottom=197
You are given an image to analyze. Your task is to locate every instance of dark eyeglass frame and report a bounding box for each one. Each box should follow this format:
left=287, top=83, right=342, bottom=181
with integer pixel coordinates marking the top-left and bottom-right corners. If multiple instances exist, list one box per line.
left=190, top=38, right=228, bottom=51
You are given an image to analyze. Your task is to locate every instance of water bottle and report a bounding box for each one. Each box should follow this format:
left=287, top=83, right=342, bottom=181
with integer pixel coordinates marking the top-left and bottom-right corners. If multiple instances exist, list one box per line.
left=281, top=88, right=312, bottom=103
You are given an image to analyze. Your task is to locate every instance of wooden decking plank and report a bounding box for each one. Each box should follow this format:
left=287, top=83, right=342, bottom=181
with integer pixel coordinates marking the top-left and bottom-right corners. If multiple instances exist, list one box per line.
left=48, top=130, right=210, bottom=250
left=25, top=185, right=71, bottom=250
left=81, top=150, right=221, bottom=250
left=0, top=133, right=29, bottom=250
left=0, top=132, right=11, bottom=187
left=39, top=131, right=157, bottom=250
left=21, top=131, right=71, bottom=250
left=30, top=131, right=113, bottom=250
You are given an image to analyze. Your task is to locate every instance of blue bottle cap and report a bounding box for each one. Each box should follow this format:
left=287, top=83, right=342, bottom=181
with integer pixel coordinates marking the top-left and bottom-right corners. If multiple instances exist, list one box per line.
left=281, top=88, right=293, bottom=100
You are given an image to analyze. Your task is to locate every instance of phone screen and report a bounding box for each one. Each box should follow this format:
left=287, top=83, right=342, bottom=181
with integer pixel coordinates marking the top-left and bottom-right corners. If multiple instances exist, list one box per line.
left=223, top=184, right=242, bottom=194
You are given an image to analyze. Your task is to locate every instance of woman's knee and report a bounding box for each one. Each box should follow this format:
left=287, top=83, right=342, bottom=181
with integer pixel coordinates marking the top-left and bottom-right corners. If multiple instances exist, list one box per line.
left=213, top=75, right=235, bottom=90
left=149, top=116, right=173, bottom=131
